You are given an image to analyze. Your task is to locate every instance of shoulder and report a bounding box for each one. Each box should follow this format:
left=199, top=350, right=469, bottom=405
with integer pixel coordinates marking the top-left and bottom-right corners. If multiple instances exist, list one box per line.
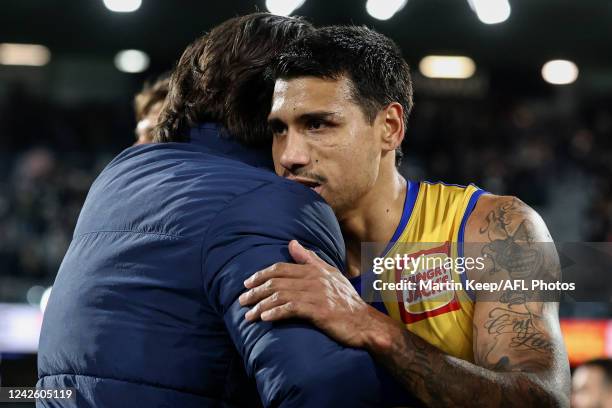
left=202, top=178, right=346, bottom=280
left=205, top=176, right=344, bottom=263
left=222, top=175, right=333, bottom=216
left=463, top=194, right=560, bottom=292
left=209, top=177, right=340, bottom=238
left=465, top=193, right=553, bottom=243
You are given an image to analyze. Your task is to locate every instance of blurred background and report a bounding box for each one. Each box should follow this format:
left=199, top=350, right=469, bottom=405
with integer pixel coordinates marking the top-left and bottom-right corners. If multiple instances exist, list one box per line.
left=0, top=0, right=611, bottom=404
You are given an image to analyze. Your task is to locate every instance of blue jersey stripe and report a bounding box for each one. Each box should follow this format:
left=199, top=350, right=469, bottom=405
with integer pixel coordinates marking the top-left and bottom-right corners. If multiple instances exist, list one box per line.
left=350, top=180, right=419, bottom=301
left=457, top=188, right=488, bottom=301
left=388, top=180, right=420, bottom=247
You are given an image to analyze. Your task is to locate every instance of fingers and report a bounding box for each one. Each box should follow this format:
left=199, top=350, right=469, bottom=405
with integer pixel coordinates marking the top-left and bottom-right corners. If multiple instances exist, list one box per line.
left=239, top=277, right=313, bottom=307
left=244, top=262, right=312, bottom=289
left=241, top=244, right=336, bottom=324
left=261, top=301, right=317, bottom=322
left=288, top=240, right=322, bottom=265
left=244, top=291, right=317, bottom=322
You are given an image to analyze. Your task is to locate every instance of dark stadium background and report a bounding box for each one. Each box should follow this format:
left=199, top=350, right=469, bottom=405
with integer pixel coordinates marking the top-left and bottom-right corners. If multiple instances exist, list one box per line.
left=1, top=0, right=611, bottom=404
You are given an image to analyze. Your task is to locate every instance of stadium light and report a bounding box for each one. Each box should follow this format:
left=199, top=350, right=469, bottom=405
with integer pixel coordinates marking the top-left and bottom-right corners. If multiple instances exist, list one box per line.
left=541, top=60, right=578, bottom=85
left=114, top=49, right=150, bottom=73
left=366, top=0, right=408, bottom=21
left=103, top=0, right=142, bottom=13
left=0, top=43, right=51, bottom=66
left=265, top=0, right=306, bottom=16
left=419, top=55, right=476, bottom=79
left=467, top=0, right=511, bottom=24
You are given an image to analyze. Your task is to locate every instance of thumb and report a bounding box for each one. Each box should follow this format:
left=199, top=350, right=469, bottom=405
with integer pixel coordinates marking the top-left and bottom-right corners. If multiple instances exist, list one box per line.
left=289, top=240, right=322, bottom=265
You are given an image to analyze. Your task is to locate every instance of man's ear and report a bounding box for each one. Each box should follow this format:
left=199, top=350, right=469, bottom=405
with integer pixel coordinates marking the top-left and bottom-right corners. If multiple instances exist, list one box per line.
left=379, top=102, right=405, bottom=153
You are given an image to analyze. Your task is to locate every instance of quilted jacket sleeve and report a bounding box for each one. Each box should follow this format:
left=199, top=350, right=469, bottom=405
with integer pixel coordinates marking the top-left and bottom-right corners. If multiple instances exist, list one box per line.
left=202, top=180, right=384, bottom=407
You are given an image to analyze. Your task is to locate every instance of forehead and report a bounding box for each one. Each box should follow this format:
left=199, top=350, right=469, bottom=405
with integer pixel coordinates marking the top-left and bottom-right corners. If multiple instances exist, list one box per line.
left=269, top=76, right=355, bottom=118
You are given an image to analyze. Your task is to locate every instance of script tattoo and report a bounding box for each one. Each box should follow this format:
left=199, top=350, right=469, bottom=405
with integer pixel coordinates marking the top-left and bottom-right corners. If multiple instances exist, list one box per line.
left=485, top=308, right=551, bottom=354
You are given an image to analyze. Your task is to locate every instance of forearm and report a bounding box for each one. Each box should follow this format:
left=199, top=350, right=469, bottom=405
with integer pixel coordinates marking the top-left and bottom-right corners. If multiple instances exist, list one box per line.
left=365, top=312, right=566, bottom=407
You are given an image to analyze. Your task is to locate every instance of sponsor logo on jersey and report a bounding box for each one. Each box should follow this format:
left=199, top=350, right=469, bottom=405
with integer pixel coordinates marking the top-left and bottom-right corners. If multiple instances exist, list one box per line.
left=392, top=242, right=460, bottom=323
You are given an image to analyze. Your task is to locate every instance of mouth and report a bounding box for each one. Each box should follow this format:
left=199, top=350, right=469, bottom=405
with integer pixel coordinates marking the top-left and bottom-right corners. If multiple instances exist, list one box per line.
left=288, top=177, right=323, bottom=195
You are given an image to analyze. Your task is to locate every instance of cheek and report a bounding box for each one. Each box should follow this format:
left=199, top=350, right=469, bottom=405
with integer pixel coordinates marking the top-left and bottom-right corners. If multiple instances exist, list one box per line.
left=271, top=140, right=283, bottom=175
left=326, top=142, right=376, bottom=188
left=343, top=142, right=379, bottom=194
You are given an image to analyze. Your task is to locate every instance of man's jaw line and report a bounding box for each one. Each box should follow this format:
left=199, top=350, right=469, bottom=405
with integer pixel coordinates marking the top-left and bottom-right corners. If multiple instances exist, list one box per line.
left=339, top=174, right=408, bottom=244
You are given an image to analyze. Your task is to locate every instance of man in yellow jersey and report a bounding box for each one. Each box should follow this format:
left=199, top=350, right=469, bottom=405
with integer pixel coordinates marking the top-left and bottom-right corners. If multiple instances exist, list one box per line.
left=239, top=25, right=571, bottom=406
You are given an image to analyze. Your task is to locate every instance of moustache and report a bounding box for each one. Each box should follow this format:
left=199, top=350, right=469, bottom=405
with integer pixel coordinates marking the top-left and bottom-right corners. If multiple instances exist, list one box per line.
left=283, top=170, right=327, bottom=184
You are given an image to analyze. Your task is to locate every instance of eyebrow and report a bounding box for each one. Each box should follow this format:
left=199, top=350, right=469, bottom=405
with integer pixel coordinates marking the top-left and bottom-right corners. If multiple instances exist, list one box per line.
left=298, top=111, right=340, bottom=122
left=267, top=111, right=340, bottom=125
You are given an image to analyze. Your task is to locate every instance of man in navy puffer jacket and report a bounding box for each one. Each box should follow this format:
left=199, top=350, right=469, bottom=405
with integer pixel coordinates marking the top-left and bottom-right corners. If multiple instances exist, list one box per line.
left=37, top=13, right=400, bottom=408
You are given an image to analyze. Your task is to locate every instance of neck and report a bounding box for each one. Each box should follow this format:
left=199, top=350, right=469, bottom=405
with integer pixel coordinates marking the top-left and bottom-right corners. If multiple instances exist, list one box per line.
left=339, top=164, right=407, bottom=278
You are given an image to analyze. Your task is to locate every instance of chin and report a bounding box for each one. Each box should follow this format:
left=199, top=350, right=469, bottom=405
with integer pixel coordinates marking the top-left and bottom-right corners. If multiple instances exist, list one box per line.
left=322, top=196, right=343, bottom=214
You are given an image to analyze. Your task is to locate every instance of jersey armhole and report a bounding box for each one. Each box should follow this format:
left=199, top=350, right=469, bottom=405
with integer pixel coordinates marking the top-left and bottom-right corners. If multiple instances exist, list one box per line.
left=457, top=187, right=488, bottom=301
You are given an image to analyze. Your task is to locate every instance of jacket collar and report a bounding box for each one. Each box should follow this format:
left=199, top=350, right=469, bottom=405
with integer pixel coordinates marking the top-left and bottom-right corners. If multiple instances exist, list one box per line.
left=188, top=122, right=274, bottom=170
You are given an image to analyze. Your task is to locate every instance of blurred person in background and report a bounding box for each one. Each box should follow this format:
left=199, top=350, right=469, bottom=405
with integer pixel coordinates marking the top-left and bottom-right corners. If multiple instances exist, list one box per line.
left=572, top=359, right=612, bottom=408
left=37, top=12, right=411, bottom=408
left=133, top=73, right=170, bottom=145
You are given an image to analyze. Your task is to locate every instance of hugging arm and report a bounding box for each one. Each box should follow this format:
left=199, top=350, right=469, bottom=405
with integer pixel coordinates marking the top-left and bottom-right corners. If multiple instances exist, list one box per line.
left=203, top=181, right=393, bottom=407
left=241, top=194, right=571, bottom=407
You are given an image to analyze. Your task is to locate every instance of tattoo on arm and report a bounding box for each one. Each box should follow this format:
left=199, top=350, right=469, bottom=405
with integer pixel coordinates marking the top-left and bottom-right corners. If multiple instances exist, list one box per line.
left=477, top=198, right=555, bottom=370
left=372, top=197, right=569, bottom=407
left=484, top=308, right=551, bottom=354
left=480, top=198, right=543, bottom=305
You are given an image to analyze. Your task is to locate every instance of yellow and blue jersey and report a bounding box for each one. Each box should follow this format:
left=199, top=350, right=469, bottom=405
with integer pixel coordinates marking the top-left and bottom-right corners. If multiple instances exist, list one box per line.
left=353, top=180, right=486, bottom=362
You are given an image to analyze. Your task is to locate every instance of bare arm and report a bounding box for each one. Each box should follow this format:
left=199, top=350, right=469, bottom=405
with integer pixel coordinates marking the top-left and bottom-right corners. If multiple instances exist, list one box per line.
left=367, top=195, right=570, bottom=406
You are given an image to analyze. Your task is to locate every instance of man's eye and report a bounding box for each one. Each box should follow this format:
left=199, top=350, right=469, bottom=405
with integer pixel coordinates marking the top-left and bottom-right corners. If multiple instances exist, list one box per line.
left=306, top=120, right=325, bottom=131
left=269, top=124, right=287, bottom=136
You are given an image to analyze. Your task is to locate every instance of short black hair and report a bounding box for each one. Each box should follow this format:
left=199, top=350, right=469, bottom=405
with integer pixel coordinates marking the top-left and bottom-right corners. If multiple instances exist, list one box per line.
left=580, top=359, right=612, bottom=384
left=267, top=25, right=413, bottom=165
left=155, top=13, right=313, bottom=146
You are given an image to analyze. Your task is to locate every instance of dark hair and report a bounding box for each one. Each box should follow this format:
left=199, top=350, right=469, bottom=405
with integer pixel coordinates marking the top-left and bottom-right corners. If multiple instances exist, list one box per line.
left=267, top=25, right=413, bottom=165
left=580, top=359, right=612, bottom=384
left=134, top=73, right=170, bottom=122
left=155, top=13, right=313, bottom=146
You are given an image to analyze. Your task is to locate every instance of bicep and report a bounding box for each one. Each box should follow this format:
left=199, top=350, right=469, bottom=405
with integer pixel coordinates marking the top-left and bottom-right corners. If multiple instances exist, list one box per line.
left=464, top=195, right=569, bottom=377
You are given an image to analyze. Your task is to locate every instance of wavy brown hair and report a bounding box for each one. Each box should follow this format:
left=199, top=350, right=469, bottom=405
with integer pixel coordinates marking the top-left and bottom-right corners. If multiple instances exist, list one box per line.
left=154, top=13, right=313, bottom=146
left=134, top=73, right=170, bottom=122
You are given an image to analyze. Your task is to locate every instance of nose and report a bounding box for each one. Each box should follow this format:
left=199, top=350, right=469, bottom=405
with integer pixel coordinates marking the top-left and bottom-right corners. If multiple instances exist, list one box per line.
left=277, top=130, right=311, bottom=173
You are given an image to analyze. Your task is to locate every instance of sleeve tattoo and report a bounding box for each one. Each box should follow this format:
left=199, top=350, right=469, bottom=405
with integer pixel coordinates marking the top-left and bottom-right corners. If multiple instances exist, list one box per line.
left=370, top=197, right=570, bottom=407
left=477, top=198, right=555, bottom=371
